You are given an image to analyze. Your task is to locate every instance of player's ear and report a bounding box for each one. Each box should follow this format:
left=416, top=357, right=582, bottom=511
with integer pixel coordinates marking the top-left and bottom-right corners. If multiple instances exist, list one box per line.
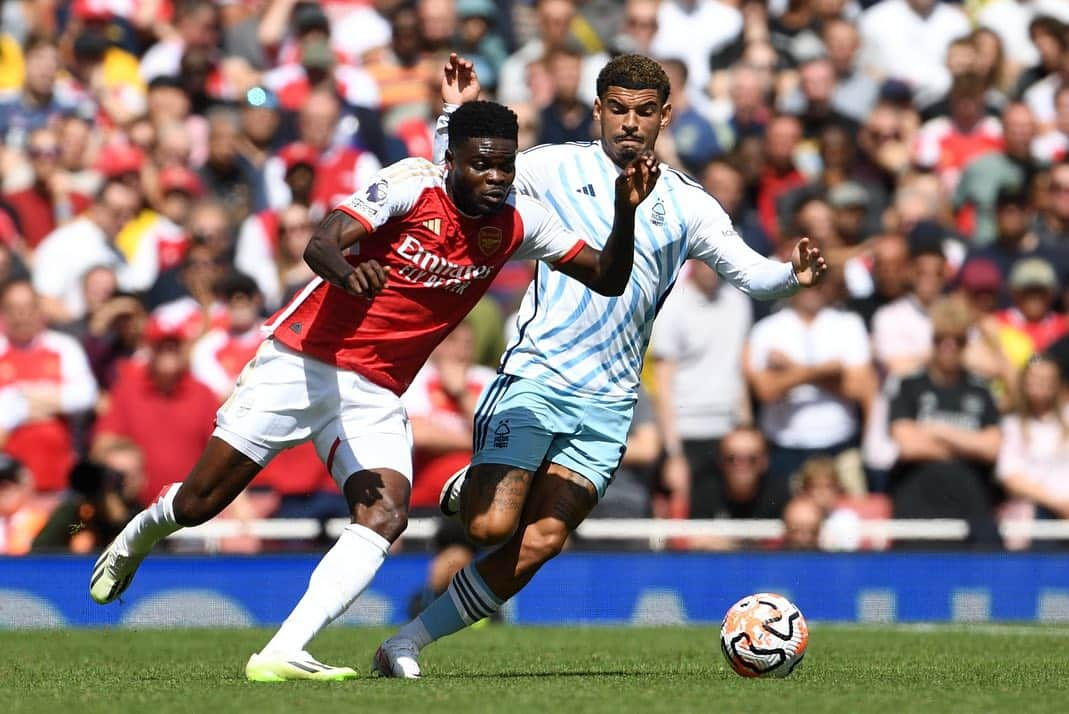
left=444, top=147, right=455, bottom=169
left=592, top=97, right=602, bottom=122
left=659, top=102, right=673, bottom=130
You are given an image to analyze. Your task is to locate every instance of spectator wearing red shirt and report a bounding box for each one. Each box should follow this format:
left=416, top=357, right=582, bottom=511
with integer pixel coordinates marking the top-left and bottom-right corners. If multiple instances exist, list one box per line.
left=92, top=318, right=218, bottom=505
left=995, top=257, right=1069, bottom=360
left=263, top=89, right=382, bottom=216
left=0, top=281, right=99, bottom=492
left=402, top=321, right=495, bottom=512
left=3, top=126, right=92, bottom=248
left=149, top=240, right=228, bottom=343
left=758, top=115, right=806, bottom=244
left=914, top=74, right=1004, bottom=194
left=261, top=35, right=380, bottom=113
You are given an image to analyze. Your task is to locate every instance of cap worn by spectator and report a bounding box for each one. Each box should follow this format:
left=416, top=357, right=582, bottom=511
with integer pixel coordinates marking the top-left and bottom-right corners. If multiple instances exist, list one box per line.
left=300, top=38, right=335, bottom=70
left=828, top=182, right=869, bottom=210
left=957, top=259, right=1002, bottom=294
left=907, top=220, right=946, bottom=257
left=879, top=79, right=913, bottom=106
left=244, top=86, right=280, bottom=111
left=145, top=317, right=191, bottom=346
left=294, top=3, right=331, bottom=35
left=279, top=142, right=319, bottom=174
left=96, top=144, right=145, bottom=178
left=457, top=0, right=497, bottom=20
left=159, top=166, right=204, bottom=197
left=1009, top=258, right=1058, bottom=292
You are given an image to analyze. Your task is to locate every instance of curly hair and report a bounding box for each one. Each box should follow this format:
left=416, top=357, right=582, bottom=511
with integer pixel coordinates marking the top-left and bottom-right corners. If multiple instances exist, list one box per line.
left=596, top=54, right=671, bottom=104
left=447, top=101, right=518, bottom=148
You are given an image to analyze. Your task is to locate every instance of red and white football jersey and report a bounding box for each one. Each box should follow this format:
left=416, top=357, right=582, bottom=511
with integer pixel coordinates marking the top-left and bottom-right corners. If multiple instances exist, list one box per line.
left=264, top=157, right=588, bottom=395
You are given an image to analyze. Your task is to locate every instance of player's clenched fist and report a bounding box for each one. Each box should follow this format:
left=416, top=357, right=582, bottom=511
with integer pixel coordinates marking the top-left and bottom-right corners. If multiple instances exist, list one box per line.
left=342, top=260, right=391, bottom=299
left=614, top=151, right=660, bottom=210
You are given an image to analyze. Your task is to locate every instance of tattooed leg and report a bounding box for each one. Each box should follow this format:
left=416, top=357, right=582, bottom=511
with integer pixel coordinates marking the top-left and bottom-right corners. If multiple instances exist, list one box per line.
left=460, top=463, right=535, bottom=547
left=475, top=461, right=597, bottom=600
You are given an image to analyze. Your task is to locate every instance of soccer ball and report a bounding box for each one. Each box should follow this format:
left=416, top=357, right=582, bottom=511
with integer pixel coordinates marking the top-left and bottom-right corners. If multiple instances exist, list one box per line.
left=720, top=593, right=808, bottom=678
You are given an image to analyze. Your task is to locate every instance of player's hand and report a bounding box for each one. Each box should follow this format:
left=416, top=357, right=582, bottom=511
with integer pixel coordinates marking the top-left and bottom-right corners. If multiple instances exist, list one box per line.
left=790, top=237, right=828, bottom=286
left=442, top=53, right=481, bottom=105
left=614, top=151, right=660, bottom=210
left=342, top=260, right=390, bottom=299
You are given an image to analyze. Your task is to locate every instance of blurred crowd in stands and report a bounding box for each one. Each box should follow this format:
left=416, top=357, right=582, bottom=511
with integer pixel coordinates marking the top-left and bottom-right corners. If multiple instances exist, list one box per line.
left=3, top=0, right=1069, bottom=555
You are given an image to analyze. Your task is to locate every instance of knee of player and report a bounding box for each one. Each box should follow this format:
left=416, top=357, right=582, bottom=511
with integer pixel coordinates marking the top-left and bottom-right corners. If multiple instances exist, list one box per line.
left=357, top=501, right=409, bottom=542
left=465, top=511, right=519, bottom=547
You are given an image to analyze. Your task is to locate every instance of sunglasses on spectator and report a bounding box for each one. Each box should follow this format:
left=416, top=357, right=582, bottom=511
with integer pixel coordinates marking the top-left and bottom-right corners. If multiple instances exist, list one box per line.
left=723, top=452, right=762, bottom=465
left=29, top=146, right=59, bottom=158
left=626, top=17, right=657, bottom=29
left=934, top=332, right=968, bottom=347
left=869, top=130, right=901, bottom=143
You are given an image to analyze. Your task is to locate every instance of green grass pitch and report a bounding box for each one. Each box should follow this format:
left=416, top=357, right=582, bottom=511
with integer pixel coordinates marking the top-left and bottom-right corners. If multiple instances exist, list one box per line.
left=3, top=625, right=1068, bottom=713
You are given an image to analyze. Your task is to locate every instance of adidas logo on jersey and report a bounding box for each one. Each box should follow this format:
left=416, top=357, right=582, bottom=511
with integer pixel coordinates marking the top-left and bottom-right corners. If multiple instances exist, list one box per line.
left=422, top=218, right=442, bottom=235
left=576, top=184, right=596, bottom=197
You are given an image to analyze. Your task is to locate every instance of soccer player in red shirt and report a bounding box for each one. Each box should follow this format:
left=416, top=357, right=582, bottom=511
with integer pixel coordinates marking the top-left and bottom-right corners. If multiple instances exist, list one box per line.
left=90, top=100, right=659, bottom=680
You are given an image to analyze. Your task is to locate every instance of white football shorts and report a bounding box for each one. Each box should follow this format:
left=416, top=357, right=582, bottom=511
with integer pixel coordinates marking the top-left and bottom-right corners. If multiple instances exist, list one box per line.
left=213, top=338, right=413, bottom=488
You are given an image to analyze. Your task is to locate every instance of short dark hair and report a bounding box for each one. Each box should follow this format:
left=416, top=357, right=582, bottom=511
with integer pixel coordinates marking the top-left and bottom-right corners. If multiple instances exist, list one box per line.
left=23, top=33, right=56, bottom=55
left=216, top=271, right=260, bottom=301
left=447, top=101, right=518, bottom=148
left=995, top=185, right=1029, bottom=208
left=596, top=54, right=671, bottom=104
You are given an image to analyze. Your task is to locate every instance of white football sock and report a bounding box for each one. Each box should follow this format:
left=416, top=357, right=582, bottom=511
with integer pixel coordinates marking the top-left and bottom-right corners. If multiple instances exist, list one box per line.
left=262, top=523, right=390, bottom=655
left=117, top=483, right=182, bottom=555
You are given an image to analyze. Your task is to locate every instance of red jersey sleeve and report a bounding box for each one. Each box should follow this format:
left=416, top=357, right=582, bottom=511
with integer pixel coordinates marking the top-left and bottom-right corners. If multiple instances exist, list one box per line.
left=333, top=157, right=442, bottom=233
left=510, top=194, right=587, bottom=267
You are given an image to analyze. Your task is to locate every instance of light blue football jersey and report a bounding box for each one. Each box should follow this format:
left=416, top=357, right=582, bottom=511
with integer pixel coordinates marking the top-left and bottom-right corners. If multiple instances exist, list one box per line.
left=498, top=141, right=799, bottom=400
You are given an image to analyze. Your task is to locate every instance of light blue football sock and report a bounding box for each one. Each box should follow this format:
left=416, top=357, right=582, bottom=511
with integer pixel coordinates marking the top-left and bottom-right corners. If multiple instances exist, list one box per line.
left=397, top=563, right=504, bottom=649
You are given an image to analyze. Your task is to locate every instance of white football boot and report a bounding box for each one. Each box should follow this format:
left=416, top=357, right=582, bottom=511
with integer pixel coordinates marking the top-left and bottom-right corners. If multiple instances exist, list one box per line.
left=438, top=465, right=468, bottom=520
left=245, top=651, right=359, bottom=682
left=371, top=636, right=422, bottom=679
left=89, top=538, right=146, bottom=604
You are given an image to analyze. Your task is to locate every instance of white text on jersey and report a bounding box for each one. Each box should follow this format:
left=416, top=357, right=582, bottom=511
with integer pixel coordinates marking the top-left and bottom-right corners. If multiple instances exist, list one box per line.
left=395, top=235, right=493, bottom=294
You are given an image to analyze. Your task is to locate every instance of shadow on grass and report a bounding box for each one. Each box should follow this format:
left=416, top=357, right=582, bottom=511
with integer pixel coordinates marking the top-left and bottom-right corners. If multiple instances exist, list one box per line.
left=432, top=670, right=707, bottom=679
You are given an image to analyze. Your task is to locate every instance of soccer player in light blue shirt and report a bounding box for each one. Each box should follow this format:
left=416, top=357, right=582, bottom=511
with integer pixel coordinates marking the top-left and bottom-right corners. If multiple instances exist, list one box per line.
left=374, top=54, right=828, bottom=678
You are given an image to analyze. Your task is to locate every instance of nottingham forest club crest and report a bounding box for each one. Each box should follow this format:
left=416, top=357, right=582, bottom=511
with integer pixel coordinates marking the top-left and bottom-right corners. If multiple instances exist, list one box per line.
left=478, top=227, right=503, bottom=256
left=651, top=200, right=666, bottom=226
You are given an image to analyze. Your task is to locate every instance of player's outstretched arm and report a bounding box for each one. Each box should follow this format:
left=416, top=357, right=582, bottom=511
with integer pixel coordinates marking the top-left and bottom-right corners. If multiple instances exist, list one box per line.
left=303, top=211, right=390, bottom=299
left=556, top=153, right=660, bottom=297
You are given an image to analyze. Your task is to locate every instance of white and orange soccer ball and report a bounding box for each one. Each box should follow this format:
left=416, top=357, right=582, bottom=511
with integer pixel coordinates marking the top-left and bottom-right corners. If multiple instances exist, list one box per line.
left=719, top=593, right=809, bottom=678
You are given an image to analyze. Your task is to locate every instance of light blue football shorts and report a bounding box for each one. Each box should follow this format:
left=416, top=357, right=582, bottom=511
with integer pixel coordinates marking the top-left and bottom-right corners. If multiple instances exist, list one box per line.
left=469, top=374, right=636, bottom=499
